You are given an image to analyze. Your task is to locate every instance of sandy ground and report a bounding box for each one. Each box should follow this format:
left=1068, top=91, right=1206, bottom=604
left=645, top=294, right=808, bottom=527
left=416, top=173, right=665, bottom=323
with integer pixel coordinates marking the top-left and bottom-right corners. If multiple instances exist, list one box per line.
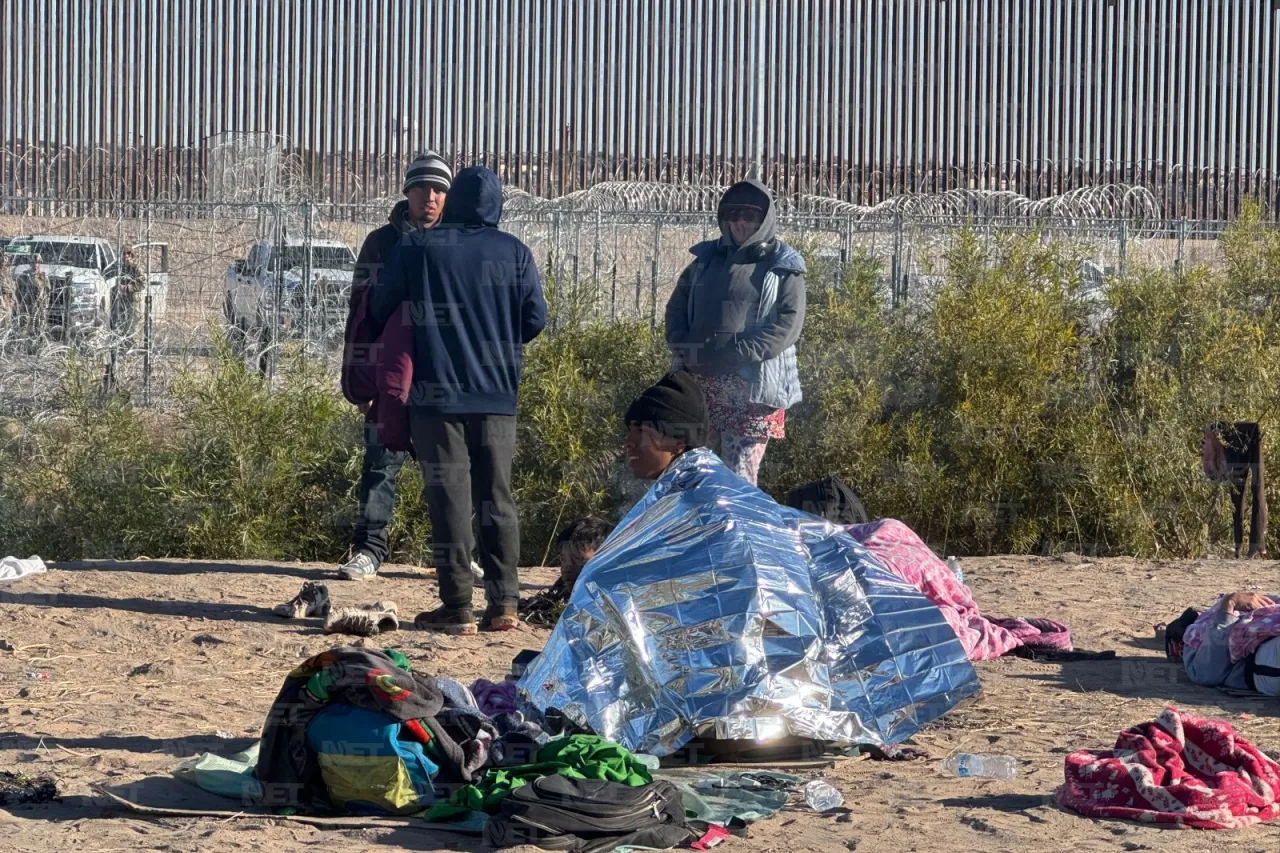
left=2, top=554, right=1279, bottom=853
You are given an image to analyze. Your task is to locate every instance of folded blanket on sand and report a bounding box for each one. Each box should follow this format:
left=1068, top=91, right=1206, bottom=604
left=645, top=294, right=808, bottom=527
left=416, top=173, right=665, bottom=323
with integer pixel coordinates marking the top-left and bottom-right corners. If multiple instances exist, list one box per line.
left=1057, top=707, right=1280, bottom=830
left=846, top=519, right=1071, bottom=660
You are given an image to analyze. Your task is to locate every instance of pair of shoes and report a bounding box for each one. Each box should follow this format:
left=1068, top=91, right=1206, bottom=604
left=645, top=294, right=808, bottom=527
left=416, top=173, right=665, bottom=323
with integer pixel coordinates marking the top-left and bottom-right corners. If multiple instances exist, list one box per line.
left=415, top=606, right=478, bottom=636
left=481, top=603, right=520, bottom=633
left=273, top=582, right=332, bottom=619
left=338, top=551, right=379, bottom=581
left=325, top=601, right=399, bottom=637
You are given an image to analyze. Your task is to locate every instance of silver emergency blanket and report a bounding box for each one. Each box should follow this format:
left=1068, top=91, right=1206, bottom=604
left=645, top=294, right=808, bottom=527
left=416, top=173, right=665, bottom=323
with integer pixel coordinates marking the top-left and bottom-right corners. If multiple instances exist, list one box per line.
left=519, top=448, right=981, bottom=757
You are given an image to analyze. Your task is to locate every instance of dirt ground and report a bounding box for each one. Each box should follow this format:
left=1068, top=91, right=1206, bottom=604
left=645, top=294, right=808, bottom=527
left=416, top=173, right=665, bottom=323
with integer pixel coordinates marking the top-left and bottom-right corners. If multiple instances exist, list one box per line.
left=2, top=554, right=1279, bottom=853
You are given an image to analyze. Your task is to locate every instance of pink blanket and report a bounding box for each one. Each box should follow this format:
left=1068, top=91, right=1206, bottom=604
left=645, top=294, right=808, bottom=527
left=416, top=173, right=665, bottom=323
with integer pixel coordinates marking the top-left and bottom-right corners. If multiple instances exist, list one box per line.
left=847, top=519, right=1071, bottom=660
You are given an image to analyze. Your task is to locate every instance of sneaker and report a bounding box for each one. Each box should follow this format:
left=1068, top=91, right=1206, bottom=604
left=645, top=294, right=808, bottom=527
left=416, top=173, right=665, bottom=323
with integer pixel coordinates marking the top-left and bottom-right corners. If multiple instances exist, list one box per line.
left=414, top=606, right=478, bottom=636
left=273, top=581, right=332, bottom=619
left=338, top=551, right=379, bottom=581
left=324, top=601, right=399, bottom=637
left=481, top=603, right=520, bottom=633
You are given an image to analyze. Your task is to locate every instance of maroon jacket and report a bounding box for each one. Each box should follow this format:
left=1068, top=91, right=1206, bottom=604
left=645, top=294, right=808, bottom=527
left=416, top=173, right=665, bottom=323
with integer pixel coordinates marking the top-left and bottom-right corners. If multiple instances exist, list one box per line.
left=342, top=200, right=417, bottom=452
left=341, top=200, right=415, bottom=407
left=370, top=302, right=415, bottom=453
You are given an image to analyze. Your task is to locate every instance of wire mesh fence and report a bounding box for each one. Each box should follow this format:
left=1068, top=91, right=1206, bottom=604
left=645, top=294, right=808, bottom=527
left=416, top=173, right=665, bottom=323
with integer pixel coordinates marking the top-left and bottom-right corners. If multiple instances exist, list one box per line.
left=0, top=192, right=1247, bottom=413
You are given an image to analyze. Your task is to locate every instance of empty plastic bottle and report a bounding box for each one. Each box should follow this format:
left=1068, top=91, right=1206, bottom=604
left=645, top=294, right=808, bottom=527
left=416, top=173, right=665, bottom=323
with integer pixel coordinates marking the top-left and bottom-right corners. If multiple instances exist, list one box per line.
left=803, top=779, right=845, bottom=812
left=946, top=555, right=965, bottom=584
left=941, top=753, right=1016, bottom=780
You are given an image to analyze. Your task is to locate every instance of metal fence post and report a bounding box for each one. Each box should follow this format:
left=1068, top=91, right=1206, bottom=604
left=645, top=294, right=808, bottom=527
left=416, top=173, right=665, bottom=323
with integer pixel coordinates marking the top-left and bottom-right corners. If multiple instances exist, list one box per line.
left=571, top=254, right=580, bottom=324
left=269, top=207, right=284, bottom=382
left=891, top=213, right=903, bottom=307
left=302, top=201, right=313, bottom=351
left=592, top=209, right=602, bottom=318
left=143, top=201, right=153, bottom=406
left=545, top=248, right=556, bottom=332
left=1175, top=219, right=1186, bottom=276
left=1118, top=218, right=1128, bottom=278
left=650, top=220, right=662, bottom=331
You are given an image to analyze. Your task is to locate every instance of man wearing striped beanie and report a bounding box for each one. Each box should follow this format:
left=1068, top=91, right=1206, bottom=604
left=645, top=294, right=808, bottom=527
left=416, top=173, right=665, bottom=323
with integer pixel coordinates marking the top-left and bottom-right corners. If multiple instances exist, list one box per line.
left=337, top=151, right=454, bottom=581
left=401, top=151, right=453, bottom=223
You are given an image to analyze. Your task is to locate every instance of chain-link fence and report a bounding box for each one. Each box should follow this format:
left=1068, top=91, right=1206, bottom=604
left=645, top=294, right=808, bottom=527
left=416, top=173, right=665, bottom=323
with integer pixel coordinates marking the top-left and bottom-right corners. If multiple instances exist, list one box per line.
left=0, top=193, right=1243, bottom=413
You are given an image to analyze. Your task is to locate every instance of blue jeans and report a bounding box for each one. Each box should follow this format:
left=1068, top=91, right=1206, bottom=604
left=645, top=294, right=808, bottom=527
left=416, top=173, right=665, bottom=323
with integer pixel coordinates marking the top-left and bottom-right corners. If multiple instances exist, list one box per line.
left=350, top=421, right=408, bottom=564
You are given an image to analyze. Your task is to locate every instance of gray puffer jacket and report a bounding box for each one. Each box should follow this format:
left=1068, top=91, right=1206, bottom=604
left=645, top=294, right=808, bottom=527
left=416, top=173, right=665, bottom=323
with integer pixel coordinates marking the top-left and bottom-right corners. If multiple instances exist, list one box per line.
left=664, top=179, right=806, bottom=410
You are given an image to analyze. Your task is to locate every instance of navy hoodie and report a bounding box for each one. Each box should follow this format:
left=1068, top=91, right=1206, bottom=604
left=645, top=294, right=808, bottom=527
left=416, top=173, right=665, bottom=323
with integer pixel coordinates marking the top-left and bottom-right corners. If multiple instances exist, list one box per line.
left=369, top=167, right=547, bottom=416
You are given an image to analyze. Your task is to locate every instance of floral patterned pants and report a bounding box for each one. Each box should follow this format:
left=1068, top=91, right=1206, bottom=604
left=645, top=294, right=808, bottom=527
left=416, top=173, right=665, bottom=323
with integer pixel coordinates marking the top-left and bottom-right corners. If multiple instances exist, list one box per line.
left=719, top=431, right=770, bottom=486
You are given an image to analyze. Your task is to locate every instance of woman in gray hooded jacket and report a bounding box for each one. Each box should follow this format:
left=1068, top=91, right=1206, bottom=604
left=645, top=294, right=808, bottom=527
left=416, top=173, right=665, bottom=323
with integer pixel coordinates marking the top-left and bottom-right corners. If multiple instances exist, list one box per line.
left=664, top=180, right=806, bottom=486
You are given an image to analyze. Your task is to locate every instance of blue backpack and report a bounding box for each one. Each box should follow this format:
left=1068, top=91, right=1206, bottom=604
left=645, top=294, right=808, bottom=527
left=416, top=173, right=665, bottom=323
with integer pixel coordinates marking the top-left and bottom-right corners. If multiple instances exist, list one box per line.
left=305, top=703, right=439, bottom=815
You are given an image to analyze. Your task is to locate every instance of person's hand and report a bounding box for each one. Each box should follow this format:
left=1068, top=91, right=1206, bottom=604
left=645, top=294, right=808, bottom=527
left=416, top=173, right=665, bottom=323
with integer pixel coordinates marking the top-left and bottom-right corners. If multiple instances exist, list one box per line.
left=358, top=400, right=373, bottom=415
left=1223, top=591, right=1275, bottom=614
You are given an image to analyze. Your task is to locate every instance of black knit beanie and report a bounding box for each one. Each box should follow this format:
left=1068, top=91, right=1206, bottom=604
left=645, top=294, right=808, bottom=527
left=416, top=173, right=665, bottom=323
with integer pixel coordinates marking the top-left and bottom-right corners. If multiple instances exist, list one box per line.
left=624, top=371, right=708, bottom=449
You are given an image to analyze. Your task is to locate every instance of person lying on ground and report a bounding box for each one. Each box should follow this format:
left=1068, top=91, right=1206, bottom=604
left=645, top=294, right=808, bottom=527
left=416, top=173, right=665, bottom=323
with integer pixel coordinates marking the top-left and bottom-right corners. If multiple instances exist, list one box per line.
left=520, top=517, right=614, bottom=626
left=1180, top=590, right=1280, bottom=695
left=623, top=370, right=709, bottom=481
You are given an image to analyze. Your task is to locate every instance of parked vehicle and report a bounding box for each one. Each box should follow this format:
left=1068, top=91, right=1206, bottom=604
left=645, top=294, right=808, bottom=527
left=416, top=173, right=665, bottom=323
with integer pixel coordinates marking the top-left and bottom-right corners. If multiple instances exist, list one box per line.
left=4, top=236, right=169, bottom=340
left=224, top=238, right=355, bottom=348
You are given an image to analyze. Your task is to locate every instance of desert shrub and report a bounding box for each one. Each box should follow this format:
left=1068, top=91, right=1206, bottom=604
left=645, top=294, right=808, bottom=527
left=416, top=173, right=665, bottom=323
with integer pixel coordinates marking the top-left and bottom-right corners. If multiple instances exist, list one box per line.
left=514, top=319, right=667, bottom=563
left=0, top=335, right=424, bottom=562
left=0, top=356, right=185, bottom=560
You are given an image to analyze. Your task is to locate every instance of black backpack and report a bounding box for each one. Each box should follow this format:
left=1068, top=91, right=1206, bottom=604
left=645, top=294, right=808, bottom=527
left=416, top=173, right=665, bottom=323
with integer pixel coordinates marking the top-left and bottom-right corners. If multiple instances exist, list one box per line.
left=784, top=475, right=868, bottom=526
left=483, top=774, right=695, bottom=853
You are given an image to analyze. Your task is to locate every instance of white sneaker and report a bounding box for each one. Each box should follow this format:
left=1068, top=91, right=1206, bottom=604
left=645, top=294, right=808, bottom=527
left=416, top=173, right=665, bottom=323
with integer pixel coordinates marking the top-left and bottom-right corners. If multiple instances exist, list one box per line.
left=338, top=551, right=379, bottom=581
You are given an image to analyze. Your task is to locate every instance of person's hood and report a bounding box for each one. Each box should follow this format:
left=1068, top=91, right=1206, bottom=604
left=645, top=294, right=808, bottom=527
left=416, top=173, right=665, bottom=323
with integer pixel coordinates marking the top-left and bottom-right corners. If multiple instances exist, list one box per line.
left=717, top=179, right=777, bottom=256
left=388, top=199, right=416, bottom=234
left=439, top=166, right=503, bottom=228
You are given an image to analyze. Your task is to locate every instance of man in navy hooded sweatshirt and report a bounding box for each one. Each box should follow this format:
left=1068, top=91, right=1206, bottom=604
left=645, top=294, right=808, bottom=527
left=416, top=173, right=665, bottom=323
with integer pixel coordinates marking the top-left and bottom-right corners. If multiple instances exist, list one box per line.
left=369, top=166, right=547, bottom=635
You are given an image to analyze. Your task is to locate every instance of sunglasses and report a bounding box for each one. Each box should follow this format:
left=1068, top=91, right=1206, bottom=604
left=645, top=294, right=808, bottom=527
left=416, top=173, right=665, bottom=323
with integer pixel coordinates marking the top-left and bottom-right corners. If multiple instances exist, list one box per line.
left=722, top=206, right=765, bottom=223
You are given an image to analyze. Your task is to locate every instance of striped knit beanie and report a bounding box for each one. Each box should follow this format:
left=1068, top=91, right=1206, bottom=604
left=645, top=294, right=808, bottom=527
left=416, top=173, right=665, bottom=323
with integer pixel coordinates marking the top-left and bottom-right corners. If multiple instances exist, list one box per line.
left=403, top=151, right=452, bottom=194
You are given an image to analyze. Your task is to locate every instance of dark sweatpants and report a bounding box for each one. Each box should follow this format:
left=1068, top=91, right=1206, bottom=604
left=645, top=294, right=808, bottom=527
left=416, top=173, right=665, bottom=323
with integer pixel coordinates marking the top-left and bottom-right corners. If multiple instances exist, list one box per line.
left=1221, top=422, right=1267, bottom=558
left=409, top=412, right=520, bottom=610
left=350, top=420, right=407, bottom=564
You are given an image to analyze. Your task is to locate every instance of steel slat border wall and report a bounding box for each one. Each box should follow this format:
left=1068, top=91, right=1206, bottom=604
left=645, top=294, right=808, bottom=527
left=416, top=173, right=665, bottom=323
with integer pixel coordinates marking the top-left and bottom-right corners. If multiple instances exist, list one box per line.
left=1, top=0, right=1278, bottom=218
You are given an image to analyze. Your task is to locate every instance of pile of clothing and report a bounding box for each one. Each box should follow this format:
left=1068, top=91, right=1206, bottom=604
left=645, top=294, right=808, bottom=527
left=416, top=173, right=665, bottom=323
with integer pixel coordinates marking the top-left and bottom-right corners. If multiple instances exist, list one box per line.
left=1057, top=707, right=1280, bottom=829
left=847, top=519, right=1073, bottom=660
left=251, top=646, right=698, bottom=851
left=256, top=647, right=498, bottom=813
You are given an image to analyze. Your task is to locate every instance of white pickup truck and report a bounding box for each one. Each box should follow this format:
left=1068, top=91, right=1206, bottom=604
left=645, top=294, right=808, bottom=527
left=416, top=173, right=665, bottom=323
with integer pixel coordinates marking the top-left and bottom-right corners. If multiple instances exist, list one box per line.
left=5, top=236, right=169, bottom=339
left=223, top=238, right=356, bottom=347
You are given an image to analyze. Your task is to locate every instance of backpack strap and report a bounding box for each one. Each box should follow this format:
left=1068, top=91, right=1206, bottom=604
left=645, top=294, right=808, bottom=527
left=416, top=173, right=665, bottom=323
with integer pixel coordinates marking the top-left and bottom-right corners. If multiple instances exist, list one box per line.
left=1244, top=653, right=1280, bottom=693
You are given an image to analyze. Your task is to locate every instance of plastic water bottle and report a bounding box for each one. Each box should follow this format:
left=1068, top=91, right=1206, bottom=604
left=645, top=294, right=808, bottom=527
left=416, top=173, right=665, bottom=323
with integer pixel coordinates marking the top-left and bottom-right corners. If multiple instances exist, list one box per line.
left=803, top=779, right=845, bottom=812
left=946, top=556, right=965, bottom=584
left=942, top=753, right=1016, bottom=780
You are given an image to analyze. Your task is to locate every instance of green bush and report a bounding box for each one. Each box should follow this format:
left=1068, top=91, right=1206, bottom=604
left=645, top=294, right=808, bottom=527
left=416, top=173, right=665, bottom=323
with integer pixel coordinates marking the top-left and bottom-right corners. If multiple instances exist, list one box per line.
left=3, top=210, right=1280, bottom=564
left=0, top=336, right=431, bottom=563
left=514, top=319, right=667, bottom=563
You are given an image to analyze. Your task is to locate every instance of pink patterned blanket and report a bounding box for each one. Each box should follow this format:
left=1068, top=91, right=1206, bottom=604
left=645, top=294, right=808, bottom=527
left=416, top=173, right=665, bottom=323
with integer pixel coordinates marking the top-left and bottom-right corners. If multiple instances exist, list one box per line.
left=846, top=519, right=1072, bottom=660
